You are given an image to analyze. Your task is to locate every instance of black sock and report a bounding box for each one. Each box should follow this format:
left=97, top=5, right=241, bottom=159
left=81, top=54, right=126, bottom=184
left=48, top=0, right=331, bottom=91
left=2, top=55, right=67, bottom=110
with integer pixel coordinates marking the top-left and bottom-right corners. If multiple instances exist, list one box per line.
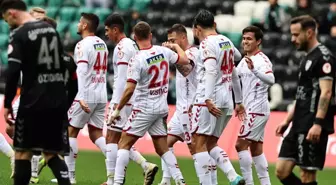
left=14, top=160, right=31, bottom=185
left=302, top=182, right=317, bottom=185
left=281, top=172, right=302, bottom=185
left=48, top=156, right=71, bottom=185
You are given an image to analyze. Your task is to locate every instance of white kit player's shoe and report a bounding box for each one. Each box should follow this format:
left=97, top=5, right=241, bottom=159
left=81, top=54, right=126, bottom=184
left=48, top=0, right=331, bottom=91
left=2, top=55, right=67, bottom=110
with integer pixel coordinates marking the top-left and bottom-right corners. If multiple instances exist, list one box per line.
left=10, top=156, right=14, bottom=179
left=175, top=179, right=187, bottom=185
left=51, top=171, right=76, bottom=184
left=143, top=163, right=159, bottom=185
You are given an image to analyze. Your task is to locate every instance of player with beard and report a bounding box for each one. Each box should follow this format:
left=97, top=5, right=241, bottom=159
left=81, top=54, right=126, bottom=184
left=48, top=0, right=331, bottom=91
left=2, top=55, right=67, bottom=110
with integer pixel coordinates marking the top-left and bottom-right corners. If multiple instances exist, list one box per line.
left=275, top=15, right=336, bottom=185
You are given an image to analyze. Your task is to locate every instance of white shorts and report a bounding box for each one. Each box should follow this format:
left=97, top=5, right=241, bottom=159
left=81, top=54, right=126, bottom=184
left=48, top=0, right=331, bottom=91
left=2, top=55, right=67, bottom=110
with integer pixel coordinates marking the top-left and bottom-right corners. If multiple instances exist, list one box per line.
left=167, top=111, right=195, bottom=143
left=68, top=100, right=106, bottom=129
left=192, top=105, right=232, bottom=138
left=108, top=104, right=132, bottom=132
left=123, top=110, right=168, bottom=137
left=238, top=112, right=269, bottom=142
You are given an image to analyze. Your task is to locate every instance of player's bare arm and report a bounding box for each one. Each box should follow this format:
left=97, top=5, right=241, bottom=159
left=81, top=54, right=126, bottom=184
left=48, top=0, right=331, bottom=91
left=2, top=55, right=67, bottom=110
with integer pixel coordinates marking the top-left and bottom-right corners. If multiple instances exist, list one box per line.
left=175, top=60, right=195, bottom=77
left=163, top=42, right=189, bottom=65
left=276, top=103, right=295, bottom=137
left=306, top=79, right=333, bottom=142
left=245, top=56, right=275, bottom=85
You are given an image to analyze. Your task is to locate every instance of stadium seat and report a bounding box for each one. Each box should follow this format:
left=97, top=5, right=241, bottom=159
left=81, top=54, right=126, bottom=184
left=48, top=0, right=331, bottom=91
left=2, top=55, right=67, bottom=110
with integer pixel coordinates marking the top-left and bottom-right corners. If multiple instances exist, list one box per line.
left=46, top=7, right=58, bottom=19
left=116, top=0, right=133, bottom=11
left=227, top=32, right=242, bottom=47
left=1, top=51, right=8, bottom=65
left=262, top=32, right=280, bottom=49
left=278, top=0, right=296, bottom=8
left=252, top=1, right=269, bottom=23
left=145, top=11, right=162, bottom=25
left=30, top=0, right=46, bottom=6
left=150, top=0, right=168, bottom=11
left=215, top=14, right=233, bottom=34
left=166, top=0, right=185, bottom=11
left=162, top=12, right=179, bottom=27
left=75, top=7, right=95, bottom=20
left=230, top=15, right=251, bottom=33
left=234, top=0, right=255, bottom=17
left=0, top=34, right=8, bottom=51
left=59, top=7, right=77, bottom=21
left=179, top=12, right=194, bottom=27
left=153, top=26, right=168, bottom=43
left=279, top=33, right=291, bottom=48
left=273, top=64, right=286, bottom=83
left=281, top=81, right=297, bottom=99
left=47, top=0, right=63, bottom=7
left=274, top=48, right=291, bottom=65
left=56, top=21, right=69, bottom=39
left=205, top=0, right=222, bottom=14
left=94, top=8, right=111, bottom=22
left=132, top=0, right=151, bottom=12
left=186, top=0, right=204, bottom=12
left=0, top=21, right=9, bottom=35
left=217, top=1, right=234, bottom=15
left=69, top=22, right=81, bottom=41
left=319, top=34, right=330, bottom=46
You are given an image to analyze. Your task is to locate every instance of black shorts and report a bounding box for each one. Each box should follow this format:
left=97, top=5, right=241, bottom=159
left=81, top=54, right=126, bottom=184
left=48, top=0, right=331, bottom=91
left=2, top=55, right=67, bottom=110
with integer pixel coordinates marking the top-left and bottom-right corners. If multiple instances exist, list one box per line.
left=13, top=108, right=70, bottom=155
left=278, top=129, right=329, bottom=170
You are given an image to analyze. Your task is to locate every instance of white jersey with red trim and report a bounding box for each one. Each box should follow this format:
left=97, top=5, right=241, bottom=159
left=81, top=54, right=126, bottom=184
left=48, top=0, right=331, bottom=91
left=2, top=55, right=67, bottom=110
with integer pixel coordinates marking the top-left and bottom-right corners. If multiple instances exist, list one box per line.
left=236, top=51, right=273, bottom=114
left=111, top=37, right=138, bottom=105
left=194, top=34, right=236, bottom=108
left=127, top=45, right=179, bottom=114
left=175, top=47, right=199, bottom=113
left=74, top=36, right=108, bottom=103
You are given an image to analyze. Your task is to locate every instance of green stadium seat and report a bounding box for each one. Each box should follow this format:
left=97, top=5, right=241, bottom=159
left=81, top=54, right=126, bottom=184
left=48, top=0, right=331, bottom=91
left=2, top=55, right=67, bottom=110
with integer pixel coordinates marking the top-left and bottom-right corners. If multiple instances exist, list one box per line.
left=56, top=21, right=70, bottom=38
left=75, top=7, right=95, bottom=20
left=116, top=0, right=133, bottom=10
left=22, top=0, right=30, bottom=6
left=69, top=22, right=81, bottom=41
left=0, top=21, right=9, bottom=35
left=46, top=7, right=59, bottom=19
left=227, top=32, right=242, bottom=47
left=94, top=8, right=111, bottom=22
left=30, top=0, right=46, bottom=6
left=132, top=0, right=150, bottom=12
left=0, top=34, right=8, bottom=51
left=59, top=7, right=77, bottom=21
left=47, top=0, right=63, bottom=7
left=1, top=51, right=8, bottom=65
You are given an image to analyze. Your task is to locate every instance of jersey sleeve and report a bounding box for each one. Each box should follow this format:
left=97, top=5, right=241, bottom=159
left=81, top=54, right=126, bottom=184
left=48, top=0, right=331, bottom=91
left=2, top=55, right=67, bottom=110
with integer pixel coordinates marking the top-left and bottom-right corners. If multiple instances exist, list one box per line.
left=8, top=31, right=23, bottom=64
left=252, top=56, right=273, bottom=74
left=127, top=55, right=142, bottom=84
left=200, top=40, right=217, bottom=63
left=314, top=54, right=335, bottom=80
left=163, top=47, right=179, bottom=64
left=74, top=42, right=89, bottom=64
left=115, top=45, right=134, bottom=65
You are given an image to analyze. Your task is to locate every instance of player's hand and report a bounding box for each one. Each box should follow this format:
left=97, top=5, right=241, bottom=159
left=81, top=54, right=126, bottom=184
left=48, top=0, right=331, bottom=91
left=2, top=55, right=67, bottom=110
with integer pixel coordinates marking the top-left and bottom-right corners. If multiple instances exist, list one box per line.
left=275, top=121, right=289, bottom=137
left=306, top=124, right=322, bottom=143
left=235, top=103, right=246, bottom=121
left=205, top=99, right=222, bottom=118
left=162, top=42, right=176, bottom=51
left=245, top=56, right=254, bottom=70
left=79, top=100, right=91, bottom=113
left=106, top=110, right=121, bottom=126
left=4, top=108, right=14, bottom=126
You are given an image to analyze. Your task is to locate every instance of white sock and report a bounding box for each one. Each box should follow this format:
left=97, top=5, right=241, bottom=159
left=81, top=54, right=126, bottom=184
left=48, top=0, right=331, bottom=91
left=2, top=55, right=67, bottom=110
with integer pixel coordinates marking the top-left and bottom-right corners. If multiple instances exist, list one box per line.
left=210, top=157, right=218, bottom=185
left=31, top=155, right=41, bottom=177
left=161, top=151, right=184, bottom=181
left=209, top=146, right=238, bottom=182
left=238, top=150, right=253, bottom=185
left=253, top=153, right=271, bottom=185
left=194, top=152, right=211, bottom=185
left=106, top=143, right=118, bottom=183
left=113, top=149, right=130, bottom=184
left=129, top=146, right=149, bottom=171
left=0, top=133, right=14, bottom=158
left=65, top=137, right=78, bottom=173
left=161, top=148, right=173, bottom=184
left=192, top=154, right=198, bottom=177
left=95, top=137, right=106, bottom=156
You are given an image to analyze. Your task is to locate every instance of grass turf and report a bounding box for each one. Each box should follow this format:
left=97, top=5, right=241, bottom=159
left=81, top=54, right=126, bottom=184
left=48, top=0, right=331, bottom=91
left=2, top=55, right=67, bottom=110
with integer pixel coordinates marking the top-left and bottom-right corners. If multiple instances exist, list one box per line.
left=0, top=151, right=334, bottom=185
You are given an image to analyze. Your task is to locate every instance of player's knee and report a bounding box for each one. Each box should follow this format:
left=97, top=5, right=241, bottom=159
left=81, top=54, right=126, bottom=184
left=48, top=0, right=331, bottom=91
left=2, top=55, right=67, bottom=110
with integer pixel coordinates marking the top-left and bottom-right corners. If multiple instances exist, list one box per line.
left=300, top=169, right=316, bottom=183
left=68, top=126, right=80, bottom=138
left=106, top=130, right=121, bottom=144
left=235, top=139, right=249, bottom=152
left=155, top=147, right=166, bottom=157
left=15, top=151, right=32, bottom=160
left=206, top=137, right=218, bottom=152
left=43, top=152, right=57, bottom=163
left=5, top=125, right=14, bottom=138
left=275, top=163, right=290, bottom=180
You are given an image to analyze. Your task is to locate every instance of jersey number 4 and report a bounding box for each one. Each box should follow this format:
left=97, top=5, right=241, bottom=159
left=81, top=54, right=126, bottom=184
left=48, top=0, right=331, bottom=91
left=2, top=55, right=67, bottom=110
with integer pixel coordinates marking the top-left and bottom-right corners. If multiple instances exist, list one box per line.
left=94, top=52, right=107, bottom=74
left=221, top=49, right=234, bottom=74
left=148, top=61, right=168, bottom=89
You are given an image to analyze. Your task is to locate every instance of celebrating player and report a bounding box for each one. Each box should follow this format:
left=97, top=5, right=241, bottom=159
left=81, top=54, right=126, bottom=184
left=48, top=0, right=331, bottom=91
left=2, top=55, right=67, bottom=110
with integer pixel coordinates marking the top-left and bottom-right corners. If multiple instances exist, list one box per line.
left=1, top=1, right=71, bottom=184
left=235, top=26, right=274, bottom=185
left=191, top=10, right=245, bottom=185
left=108, top=21, right=188, bottom=185
left=275, top=15, right=336, bottom=185
left=103, top=13, right=158, bottom=185
left=158, top=23, right=199, bottom=185
left=65, top=13, right=108, bottom=184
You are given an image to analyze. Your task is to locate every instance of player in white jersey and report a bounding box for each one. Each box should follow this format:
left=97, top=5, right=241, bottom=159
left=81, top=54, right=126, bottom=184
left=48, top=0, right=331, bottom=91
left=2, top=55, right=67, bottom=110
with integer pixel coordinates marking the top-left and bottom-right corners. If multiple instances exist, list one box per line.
left=235, top=26, right=274, bottom=185
left=158, top=24, right=199, bottom=185
left=108, top=21, right=188, bottom=185
left=192, top=10, right=246, bottom=185
left=103, top=14, right=157, bottom=185
left=65, top=13, right=108, bottom=184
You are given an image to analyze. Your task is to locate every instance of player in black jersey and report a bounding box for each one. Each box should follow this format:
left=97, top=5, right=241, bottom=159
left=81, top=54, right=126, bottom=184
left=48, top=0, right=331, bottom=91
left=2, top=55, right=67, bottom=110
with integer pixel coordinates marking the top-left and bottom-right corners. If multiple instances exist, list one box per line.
left=275, top=15, right=336, bottom=185
left=0, top=1, right=71, bottom=185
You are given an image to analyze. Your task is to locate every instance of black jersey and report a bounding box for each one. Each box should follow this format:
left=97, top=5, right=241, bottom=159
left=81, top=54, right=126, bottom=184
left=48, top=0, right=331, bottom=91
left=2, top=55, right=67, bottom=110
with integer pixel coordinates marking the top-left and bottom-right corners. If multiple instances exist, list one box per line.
left=292, top=44, right=336, bottom=134
left=63, top=52, right=77, bottom=108
left=4, top=20, right=67, bottom=112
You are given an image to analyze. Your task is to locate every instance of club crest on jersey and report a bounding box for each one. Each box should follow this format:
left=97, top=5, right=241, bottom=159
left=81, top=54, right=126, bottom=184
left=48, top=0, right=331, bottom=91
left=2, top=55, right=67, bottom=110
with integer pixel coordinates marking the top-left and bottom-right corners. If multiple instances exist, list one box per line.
left=7, top=44, right=13, bottom=54
left=322, top=62, right=332, bottom=74
left=146, top=54, right=165, bottom=65
left=94, top=43, right=106, bottom=51
left=305, top=60, right=312, bottom=71
left=118, top=51, right=124, bottom=59
left=219, top=41, right=232, bottom=50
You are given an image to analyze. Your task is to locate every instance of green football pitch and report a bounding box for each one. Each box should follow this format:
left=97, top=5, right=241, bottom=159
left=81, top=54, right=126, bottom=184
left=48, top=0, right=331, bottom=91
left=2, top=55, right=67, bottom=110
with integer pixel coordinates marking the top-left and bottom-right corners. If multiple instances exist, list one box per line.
left=0, top=151, right=335, bottom=185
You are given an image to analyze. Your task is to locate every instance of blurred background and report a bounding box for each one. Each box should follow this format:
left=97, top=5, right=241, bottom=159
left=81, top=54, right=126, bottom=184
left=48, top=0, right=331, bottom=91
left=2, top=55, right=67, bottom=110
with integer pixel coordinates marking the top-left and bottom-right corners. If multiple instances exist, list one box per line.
left=1, top=0, right=336, bottom=111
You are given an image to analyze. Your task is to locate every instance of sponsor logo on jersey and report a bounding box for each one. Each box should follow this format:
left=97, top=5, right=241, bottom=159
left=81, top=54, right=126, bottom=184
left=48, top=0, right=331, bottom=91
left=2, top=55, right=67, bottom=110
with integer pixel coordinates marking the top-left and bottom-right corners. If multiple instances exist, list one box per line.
left=94, top=43, right=106, bottom=51
left=305, top=60, right=312, bottom=71
left=219, top=41, right=231, bottom=50
left=146, top=53, right=165, bottom=65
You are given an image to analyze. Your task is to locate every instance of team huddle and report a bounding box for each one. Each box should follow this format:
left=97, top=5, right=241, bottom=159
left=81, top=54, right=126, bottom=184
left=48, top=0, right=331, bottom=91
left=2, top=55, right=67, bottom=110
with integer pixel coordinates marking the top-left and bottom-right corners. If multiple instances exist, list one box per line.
left=1, top=1, right=335, bottom=185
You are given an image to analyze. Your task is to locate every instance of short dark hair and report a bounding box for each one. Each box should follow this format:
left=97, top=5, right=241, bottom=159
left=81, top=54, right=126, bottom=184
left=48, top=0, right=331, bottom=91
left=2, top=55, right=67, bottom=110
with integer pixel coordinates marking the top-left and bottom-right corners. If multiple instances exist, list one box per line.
left=0, top=0, right=27, bottom=14
left=133, top=21, right=151, bottom=41
left=104, top=13, right=125, bottom=31
left=193, top=9, right=214, bottom=29
left=167, top=24, right=187, bottom=35
left=81, top=12, right=99, bottom=33
left=290, top=15, right=317, bottom=31
left=42, top=16, right=57, bottom=29
left=242, top=26, right=264, bottom=41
